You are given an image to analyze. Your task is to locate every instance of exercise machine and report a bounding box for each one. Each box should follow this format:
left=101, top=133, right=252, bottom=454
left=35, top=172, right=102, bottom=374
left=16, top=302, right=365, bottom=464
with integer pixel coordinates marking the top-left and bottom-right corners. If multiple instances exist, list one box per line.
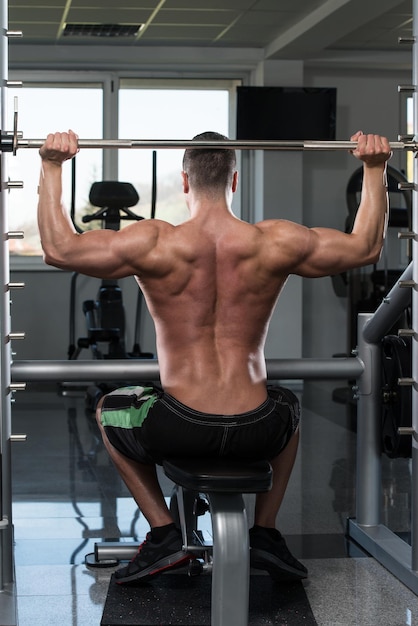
left=65, top=178, right=155, bottom=410
left=87, top=456, right=273, bottom=626
left=68, top=180, right=153, bottom=363
left=334, top=164, right=413, bottom=351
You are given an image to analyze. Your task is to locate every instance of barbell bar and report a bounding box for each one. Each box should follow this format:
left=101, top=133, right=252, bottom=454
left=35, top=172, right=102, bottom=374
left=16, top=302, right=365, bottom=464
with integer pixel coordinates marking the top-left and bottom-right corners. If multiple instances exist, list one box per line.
left=1, top=133, right=417, bottom=153
left=10, top=357, right=365, bottom=382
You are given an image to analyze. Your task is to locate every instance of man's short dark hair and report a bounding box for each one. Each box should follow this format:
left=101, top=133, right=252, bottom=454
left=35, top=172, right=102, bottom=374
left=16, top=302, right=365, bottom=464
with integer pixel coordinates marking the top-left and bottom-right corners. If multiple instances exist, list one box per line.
left=182, top=131, right=236, bottom=193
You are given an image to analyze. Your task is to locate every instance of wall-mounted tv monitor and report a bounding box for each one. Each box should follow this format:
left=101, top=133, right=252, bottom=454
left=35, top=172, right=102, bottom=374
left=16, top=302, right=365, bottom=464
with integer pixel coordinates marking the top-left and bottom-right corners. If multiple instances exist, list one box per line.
left=236, top=86, right=337, bottom=141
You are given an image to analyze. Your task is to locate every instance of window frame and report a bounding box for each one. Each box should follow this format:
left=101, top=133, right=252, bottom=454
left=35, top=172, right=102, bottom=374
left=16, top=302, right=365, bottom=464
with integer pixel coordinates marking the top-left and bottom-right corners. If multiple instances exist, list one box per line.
left=7, top=71, right=241, bottom=269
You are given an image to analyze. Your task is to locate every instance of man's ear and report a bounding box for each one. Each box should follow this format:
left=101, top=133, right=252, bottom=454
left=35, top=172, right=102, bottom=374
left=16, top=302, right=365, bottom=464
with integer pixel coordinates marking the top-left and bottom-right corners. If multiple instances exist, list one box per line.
left=232, top=170, right=238, bottom=193
left=182, top=171, right=189, bottom=193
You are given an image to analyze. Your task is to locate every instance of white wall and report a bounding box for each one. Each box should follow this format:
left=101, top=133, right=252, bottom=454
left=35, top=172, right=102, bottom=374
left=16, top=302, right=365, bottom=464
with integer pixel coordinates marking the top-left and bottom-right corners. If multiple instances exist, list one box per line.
left=253, top=60, right=304, bottom=359
left=9, top=267, right=156, bottom=360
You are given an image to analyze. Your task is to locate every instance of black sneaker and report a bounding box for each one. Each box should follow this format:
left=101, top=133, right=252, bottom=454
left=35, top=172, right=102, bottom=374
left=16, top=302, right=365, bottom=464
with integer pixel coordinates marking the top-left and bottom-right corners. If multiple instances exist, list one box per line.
left=249, top=526, right=308, bottom=582
left=115, top=527, right=194, bottom=585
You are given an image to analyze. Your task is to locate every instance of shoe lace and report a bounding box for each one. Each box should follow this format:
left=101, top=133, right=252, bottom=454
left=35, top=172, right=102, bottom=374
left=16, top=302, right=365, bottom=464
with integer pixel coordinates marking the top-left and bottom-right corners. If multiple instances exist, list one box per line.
left=131, top=532, right=152, bottom=563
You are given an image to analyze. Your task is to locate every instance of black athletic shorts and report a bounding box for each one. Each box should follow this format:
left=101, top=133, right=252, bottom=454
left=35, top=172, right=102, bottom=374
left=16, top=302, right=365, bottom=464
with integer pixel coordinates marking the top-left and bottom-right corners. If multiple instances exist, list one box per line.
left=99, top=384, right=300, bottom=465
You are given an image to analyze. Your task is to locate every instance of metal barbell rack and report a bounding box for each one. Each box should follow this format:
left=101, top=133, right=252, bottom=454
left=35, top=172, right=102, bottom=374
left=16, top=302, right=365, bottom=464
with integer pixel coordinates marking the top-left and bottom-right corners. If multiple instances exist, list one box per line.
left=346, top=0, right=418, bottom=596
left=2, top=4, right=418, bottom=626
left=0, top=0, right=14, bottom=608
left=0, top=134, right=417, bottom=153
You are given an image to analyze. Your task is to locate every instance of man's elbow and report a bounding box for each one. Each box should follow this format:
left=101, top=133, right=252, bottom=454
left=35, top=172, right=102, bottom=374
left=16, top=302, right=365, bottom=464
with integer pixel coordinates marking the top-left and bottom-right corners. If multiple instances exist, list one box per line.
left=349, top=231, right=385, bottom=269
left=365, top=244, right=383, bottom=266
left=42, top=247, right=66, bottom=270
left=43, top=252, right=59, bottom=269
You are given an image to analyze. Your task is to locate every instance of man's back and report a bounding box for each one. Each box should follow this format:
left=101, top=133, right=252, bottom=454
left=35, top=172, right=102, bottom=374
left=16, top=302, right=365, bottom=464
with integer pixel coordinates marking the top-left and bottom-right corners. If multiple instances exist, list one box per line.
left=136, top=211, right=288, bottom=414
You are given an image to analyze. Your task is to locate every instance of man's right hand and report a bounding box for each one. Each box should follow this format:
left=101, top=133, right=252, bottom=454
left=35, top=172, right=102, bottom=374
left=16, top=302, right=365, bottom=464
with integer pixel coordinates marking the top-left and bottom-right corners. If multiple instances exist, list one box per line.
left=39, top=130, right=79, bottom=166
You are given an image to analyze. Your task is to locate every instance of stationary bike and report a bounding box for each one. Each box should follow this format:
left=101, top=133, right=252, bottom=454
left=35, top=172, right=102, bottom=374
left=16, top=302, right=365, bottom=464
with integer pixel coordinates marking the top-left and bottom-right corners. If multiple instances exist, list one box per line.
left=67, top=180, right=154, bottom=408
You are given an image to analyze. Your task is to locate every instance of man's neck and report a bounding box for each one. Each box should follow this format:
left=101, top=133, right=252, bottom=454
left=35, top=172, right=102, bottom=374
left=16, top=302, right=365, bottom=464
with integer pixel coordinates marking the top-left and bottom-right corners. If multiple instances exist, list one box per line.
left=188, top=195, right=234, bottom=221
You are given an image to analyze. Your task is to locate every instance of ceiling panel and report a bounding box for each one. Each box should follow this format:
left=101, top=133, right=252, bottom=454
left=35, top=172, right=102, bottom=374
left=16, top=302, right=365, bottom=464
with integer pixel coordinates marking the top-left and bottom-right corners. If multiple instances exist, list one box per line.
left=251, top=0, right=324, bottom=10
left=65, top=8, right=151, bottom=23
left=6, top=0, right=414, bottom=61
left=237, top=10, right=302, bottom=28
left=154, top=9, right=238, bottom=26
left=10, top=0, right=67, bottom=6
left=142, top=25, right=223, bottom=38
left=164, top=0, right=254, bottom=9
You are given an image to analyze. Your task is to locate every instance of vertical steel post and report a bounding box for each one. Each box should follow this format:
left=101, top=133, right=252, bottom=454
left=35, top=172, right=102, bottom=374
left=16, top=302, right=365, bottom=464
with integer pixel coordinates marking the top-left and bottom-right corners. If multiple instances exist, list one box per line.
left=0, top=0, right=14, bottom=589
left=208, top=493, right=249, bottom=626
left=356, top=313, right=382, bottom=526
left=411, top=0, right=418, bottom=573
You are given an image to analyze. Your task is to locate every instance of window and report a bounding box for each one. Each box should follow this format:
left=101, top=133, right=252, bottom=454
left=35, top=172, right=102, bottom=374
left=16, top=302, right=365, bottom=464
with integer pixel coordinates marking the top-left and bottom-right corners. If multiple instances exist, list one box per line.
left=118, top=79, right=236, bottom=224
left=406, top=96, right=414, bottom=182
left=6, top=81, right=103, bottom=256
left=6, top=76, right=238, bottom=260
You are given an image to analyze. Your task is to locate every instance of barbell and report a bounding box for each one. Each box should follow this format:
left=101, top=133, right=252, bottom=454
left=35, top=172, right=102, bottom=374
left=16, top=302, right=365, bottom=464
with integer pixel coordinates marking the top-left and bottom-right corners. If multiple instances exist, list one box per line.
left=10, top=357, right=364, bottom=382
left=1, top=132, right=417, bottom=154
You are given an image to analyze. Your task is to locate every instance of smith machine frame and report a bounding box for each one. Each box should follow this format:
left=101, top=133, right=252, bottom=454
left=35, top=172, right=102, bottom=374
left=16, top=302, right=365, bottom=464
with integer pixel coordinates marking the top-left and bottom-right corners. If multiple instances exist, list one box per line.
left=2, top=1, right=418, bottom=622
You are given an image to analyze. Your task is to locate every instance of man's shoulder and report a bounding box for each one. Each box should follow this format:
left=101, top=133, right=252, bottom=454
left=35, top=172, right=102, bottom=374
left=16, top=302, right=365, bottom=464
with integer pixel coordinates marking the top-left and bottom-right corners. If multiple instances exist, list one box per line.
left=254, top=218, right=304, bottom=235
left=138, top=218, right=176, bottom=230
left=131, top=217, right=178, bottom=240
left=253, top=219, right=311, bottom=267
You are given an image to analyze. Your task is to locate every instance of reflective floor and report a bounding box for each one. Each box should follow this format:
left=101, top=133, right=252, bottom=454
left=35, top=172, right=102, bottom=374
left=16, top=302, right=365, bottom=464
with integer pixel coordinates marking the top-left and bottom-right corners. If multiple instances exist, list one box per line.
left=4, top=381, right=418, bottom=625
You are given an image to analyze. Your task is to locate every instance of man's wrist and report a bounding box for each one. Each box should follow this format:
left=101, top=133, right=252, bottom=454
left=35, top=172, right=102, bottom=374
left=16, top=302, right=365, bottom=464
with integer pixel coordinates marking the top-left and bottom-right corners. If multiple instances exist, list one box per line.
left=41, top=159, right=63, bottom=171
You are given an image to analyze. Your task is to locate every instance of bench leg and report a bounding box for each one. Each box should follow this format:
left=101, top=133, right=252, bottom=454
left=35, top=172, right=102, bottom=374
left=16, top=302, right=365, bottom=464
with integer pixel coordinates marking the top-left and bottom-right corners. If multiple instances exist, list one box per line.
left=207, top=492, right=249, bottom=626
left=170, top=485, right=199, bottom=548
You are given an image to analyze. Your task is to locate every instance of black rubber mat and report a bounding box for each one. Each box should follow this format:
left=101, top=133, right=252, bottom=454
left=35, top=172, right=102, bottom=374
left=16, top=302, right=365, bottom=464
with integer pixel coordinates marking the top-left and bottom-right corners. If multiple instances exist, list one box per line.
left=101, top=572, right=318, bottom=625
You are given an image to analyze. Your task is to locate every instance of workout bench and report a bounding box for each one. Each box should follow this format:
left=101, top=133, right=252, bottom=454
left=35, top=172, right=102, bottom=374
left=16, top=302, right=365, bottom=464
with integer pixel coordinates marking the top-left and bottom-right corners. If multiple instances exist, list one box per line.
left=91, top=457, right=273, bottom=626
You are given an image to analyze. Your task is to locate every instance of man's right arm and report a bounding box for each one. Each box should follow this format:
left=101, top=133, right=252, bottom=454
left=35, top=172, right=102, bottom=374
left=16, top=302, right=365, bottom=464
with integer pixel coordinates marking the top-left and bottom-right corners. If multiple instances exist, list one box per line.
left=37, top=130, right=162, bottom=279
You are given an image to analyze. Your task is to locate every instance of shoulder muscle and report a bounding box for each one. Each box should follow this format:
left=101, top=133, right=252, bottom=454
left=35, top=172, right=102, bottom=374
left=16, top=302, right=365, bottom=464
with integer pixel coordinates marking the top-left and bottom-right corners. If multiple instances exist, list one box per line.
left=255, top=219, right=312, bottom=274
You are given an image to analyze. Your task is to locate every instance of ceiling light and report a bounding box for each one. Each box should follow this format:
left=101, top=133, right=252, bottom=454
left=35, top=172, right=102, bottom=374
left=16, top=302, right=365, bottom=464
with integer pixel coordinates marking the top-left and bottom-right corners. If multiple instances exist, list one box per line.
left=63, top=24, right=142, bottom=38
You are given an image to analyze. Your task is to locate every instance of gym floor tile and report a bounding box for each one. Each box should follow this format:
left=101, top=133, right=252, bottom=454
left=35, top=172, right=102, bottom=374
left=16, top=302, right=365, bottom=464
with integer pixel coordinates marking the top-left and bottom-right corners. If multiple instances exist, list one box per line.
left=7, top=382, right=417, bottom=626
